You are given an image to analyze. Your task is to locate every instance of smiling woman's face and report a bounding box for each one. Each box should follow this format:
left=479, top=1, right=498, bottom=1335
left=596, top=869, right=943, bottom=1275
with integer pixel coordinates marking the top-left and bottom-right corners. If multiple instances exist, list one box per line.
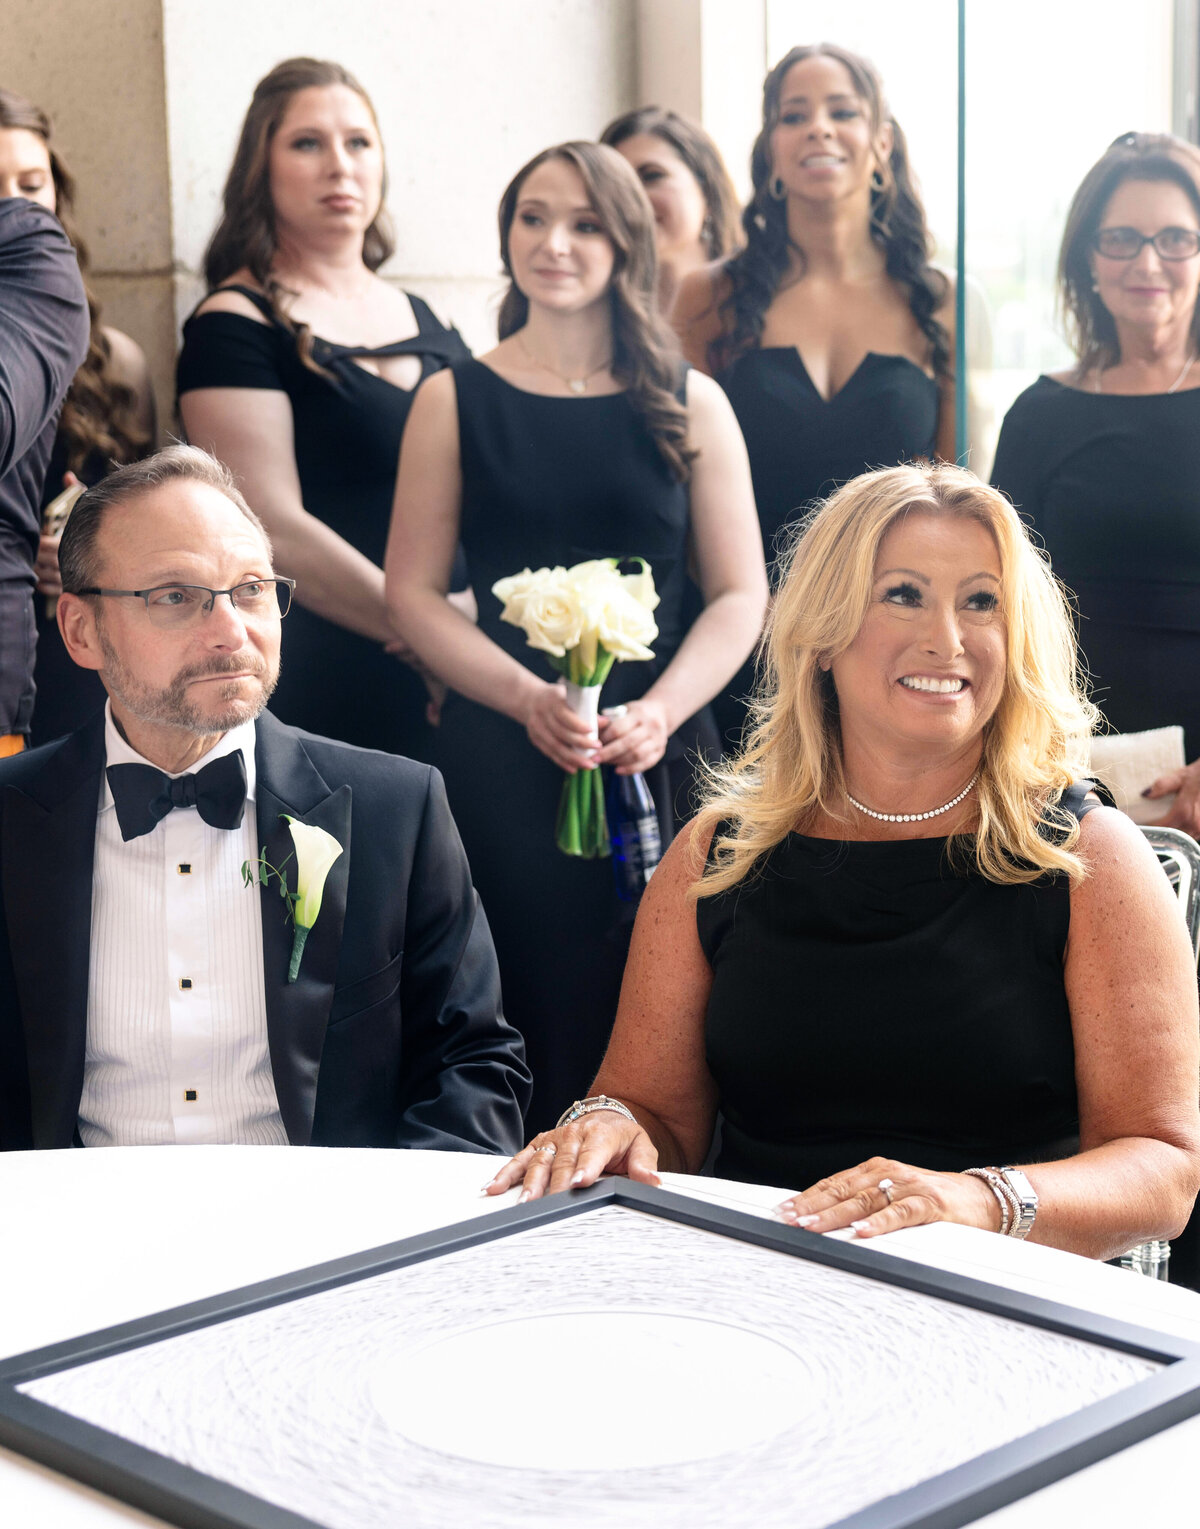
left=1091, top=176, right=1200, bottom=341
left=829, top=512, right=1006, bottom=762
left=769, top=53, right=890, bottom=206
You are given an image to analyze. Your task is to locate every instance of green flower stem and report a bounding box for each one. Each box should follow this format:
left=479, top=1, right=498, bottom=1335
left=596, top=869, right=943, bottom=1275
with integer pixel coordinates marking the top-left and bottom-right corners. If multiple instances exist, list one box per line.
left=288, top=924, right=311, bottom=984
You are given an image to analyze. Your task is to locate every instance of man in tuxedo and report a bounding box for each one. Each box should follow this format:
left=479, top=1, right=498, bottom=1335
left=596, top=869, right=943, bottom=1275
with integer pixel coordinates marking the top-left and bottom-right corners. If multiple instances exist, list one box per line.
left=0, top=445, right=530, bottom=1152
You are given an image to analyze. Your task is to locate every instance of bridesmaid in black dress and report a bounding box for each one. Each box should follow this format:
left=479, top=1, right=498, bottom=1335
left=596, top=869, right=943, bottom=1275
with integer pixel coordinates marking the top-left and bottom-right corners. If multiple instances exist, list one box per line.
left=674, top=43, right=955, bottom=744
left=178, top=58, right=468, bottom=759
left=386, top=143, right=767, bottom=1129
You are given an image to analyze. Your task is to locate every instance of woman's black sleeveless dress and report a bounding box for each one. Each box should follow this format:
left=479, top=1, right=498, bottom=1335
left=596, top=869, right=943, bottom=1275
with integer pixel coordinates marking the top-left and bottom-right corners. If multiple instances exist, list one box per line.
left=438, top=359, right=707, bottom=1130
left=177, top=286, right=469, bottom=759
left=992, top=377, right=1200, bottom=756
left=697, top=788, right=1095, bottom=1192
left=716, top=349, right=938, bottom=742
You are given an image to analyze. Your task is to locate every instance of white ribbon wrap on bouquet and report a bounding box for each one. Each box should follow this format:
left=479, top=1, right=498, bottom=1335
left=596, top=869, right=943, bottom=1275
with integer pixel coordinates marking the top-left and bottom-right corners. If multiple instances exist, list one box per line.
left=564, top=682, right=603, bottom=752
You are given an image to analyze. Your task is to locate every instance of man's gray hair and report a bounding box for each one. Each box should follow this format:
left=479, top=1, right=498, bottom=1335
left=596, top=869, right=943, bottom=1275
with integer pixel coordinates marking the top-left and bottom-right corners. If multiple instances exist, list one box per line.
left=58, top=444, right=272, bottom=593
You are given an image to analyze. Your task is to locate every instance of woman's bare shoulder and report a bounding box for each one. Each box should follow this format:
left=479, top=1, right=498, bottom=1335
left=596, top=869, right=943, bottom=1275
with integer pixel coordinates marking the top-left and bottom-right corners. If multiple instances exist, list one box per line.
left=193, top=272, right=270, bottom=325
left=675, top=261, right=731, bottom=326
left=99, top=325, right=150, bottom=387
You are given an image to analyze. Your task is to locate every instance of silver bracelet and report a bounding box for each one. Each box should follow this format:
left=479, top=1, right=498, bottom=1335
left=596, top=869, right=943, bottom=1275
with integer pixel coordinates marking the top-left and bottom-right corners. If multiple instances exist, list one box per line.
left=992, top=1166, right=1039, bottom=1240
left=964, top=1167, right=1020, bottom=1236
left=555, top=1094, right=638, bottom=1130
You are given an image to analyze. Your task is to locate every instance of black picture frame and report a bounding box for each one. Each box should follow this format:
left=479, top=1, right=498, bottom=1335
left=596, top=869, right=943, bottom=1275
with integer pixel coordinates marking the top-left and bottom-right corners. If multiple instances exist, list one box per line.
left=2, top=1178, right=1199, bottom=1529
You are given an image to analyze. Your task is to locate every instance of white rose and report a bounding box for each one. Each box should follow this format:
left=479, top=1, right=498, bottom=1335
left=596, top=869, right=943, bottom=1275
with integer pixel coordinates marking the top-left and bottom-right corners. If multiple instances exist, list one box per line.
left=519, top=578, right=585, bottom=657
left=492, top=566, right=558, bottom=626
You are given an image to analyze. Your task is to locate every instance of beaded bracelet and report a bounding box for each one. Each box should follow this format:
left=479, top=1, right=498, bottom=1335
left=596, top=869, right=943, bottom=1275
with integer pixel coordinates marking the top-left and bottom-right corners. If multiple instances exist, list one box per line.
left=555, top=1094, right=638, bottom=1130
left=964, top=1167, right=1021, bottom=1236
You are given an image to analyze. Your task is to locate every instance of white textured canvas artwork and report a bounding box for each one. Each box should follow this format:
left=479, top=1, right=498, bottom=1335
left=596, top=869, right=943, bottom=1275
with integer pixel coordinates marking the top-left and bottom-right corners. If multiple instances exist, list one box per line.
left=21, top=1205, right=1159, bottom=1529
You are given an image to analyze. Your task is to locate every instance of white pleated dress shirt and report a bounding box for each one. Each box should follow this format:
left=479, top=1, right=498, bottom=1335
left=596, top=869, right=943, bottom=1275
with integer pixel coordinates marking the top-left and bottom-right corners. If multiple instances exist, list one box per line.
left=78, top=705, right=289, bottom=1146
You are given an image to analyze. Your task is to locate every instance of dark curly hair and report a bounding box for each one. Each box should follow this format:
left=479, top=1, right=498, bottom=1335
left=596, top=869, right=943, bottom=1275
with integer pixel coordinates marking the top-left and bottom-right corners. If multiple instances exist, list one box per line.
left=203, top=57, right=394, bottom=376
left=599, top=105, right=743, bottom=262
left=711, top=43, right=949, bottom=380
left=1059, top=131, right=1200, bottom=373
left=497, top=141, right=696, bottom=483
left=0, top=86, right=149, bottom=475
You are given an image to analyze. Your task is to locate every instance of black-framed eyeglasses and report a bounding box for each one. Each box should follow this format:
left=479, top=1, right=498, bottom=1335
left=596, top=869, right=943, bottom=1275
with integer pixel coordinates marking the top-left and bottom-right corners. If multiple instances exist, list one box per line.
left=76, top=578, right=296, bottom=630
left=1092, top=226, right=1200, bottom=261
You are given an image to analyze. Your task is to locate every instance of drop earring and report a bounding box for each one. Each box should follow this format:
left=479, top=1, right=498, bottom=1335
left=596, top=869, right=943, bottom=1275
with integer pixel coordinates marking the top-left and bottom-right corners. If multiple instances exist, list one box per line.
left=871, top=167, right=886, bottom=191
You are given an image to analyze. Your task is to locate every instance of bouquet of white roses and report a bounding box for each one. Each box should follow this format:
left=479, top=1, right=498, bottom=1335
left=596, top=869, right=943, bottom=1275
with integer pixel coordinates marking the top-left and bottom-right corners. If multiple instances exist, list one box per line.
left=492, top=557, right=659, bottom=857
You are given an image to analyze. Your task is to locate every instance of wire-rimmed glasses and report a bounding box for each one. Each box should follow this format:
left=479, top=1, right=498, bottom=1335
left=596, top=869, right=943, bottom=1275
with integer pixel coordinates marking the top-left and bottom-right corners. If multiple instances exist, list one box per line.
left=76, top=578, right=296, bottom=630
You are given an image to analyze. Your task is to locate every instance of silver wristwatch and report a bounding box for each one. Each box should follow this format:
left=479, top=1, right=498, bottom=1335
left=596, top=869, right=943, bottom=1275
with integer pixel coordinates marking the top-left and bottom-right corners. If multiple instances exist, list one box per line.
left=995, top=1166, right=1038, bottom=1240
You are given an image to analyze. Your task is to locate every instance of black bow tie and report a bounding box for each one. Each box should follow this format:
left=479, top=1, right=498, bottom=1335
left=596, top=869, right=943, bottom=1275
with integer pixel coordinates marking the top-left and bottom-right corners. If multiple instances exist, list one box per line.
left=106, top=750, right=248, bottom=842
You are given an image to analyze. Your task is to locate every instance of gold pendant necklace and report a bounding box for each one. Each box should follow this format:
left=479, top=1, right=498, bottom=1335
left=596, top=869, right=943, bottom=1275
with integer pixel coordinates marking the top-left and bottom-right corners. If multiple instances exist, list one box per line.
left=516, top=335, right=611, bottom=394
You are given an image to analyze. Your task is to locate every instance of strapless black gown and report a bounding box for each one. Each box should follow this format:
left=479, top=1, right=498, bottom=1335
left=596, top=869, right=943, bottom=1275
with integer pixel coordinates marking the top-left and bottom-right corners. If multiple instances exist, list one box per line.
left=716, top=348, right=938, bottom=742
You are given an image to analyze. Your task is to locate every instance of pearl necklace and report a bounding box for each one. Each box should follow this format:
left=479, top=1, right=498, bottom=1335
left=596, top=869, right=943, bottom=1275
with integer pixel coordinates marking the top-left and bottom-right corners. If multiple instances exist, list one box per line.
left=516, top=336, right=612, bottom=395
left=847, top=770, right=980, bottom=824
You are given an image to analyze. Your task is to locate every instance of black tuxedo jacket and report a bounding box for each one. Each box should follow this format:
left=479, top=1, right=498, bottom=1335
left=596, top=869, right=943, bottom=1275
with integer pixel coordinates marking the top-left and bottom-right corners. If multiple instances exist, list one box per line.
left=0, top=711, right=530, bottom=1152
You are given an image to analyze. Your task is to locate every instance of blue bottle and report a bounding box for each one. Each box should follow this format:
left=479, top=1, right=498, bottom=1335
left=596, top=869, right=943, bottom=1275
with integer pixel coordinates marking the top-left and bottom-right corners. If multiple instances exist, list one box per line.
left=606, top=769, right=663, bottom=902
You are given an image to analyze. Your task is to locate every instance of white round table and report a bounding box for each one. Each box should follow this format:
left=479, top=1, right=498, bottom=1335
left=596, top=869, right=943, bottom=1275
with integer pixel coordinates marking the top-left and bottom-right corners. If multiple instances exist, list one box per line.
left=1, top=1145, right=1196, bottom=1526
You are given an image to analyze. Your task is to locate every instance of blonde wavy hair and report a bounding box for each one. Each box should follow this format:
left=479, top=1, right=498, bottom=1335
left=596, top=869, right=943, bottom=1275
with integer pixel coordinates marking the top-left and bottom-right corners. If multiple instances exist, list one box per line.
left=693, top=463, right=1098, bottom=899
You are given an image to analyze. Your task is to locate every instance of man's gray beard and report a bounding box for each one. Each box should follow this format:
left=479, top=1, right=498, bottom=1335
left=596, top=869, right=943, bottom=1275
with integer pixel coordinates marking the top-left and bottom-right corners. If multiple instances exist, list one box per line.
left=97, top=629, right=278, bottom=736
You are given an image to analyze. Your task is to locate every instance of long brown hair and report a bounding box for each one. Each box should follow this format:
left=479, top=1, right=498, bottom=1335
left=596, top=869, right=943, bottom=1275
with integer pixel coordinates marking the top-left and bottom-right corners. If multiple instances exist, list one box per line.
left=202, top=57, right=394, bottom=374
left=1059, top=131, right=1200, bottom=372
left=599, top=105, right=743, bottom=262
left=497, top=142, right=695, bottom=482
left=0, top=87, right=149, bottom=475
left=713, top=44, right=949, bottom=378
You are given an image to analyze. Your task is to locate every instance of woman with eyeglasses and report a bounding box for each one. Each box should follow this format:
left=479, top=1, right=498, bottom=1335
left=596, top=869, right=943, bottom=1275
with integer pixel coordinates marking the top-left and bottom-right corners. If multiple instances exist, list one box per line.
left=992, top=133, right=1200, bottom=837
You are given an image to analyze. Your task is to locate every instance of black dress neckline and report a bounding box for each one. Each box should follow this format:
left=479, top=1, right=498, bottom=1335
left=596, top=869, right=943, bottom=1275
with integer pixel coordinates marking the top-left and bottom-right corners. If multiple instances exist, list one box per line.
left=744, top=347, right=934, bottom=406
left=471, top=356, right=629, bottom=403
left=202, top=283, right=459, bottom=397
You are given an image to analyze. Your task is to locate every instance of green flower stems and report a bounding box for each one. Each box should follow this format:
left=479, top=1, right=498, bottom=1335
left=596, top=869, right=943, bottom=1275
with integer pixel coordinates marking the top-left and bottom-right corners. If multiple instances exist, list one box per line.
left=551, top=644, right=618, bottom=859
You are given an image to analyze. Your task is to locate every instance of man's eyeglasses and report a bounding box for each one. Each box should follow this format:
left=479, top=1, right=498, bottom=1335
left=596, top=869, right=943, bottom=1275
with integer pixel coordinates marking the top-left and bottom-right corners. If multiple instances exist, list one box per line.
left=1092, top=226, right=1200, bottom=261
left=76, top=578, right=296, bottom=630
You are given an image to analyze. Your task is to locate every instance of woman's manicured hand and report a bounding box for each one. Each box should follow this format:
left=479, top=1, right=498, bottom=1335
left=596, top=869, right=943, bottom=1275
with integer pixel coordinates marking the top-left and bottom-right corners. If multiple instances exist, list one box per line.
left=484, top=1113, right=660, bottom=1201
left=772, top=1156, right=1003, bottom=1239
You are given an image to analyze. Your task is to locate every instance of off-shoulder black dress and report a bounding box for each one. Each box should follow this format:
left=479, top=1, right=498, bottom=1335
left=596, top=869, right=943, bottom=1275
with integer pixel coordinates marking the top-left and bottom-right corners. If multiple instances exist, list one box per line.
left=177, top=286, right=469, bottom=758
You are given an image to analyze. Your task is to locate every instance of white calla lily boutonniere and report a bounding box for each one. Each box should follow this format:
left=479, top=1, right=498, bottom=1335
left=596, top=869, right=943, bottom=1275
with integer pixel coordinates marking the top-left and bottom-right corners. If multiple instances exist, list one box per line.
left=242, top=815, right=345, bottom=983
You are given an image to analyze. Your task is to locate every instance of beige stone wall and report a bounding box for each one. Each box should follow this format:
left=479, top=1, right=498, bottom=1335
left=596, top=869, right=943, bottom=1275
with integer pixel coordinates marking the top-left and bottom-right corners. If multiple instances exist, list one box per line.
left=4, top=0, right=175, bottom=432
left=162, top=0, right=637, bottom=358
left=5, top=0, right=776, bottom=426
